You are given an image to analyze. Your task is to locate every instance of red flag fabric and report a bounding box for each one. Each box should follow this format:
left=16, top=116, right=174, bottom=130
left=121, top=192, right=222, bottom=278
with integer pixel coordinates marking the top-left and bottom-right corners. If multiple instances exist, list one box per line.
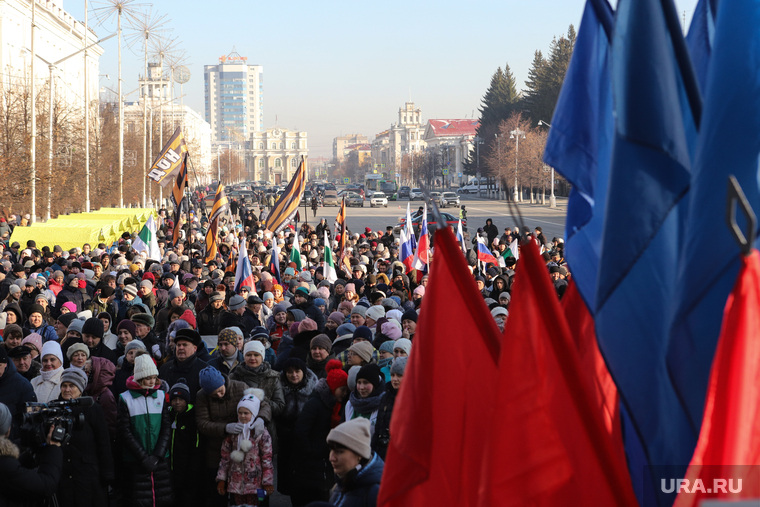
left=674, top=250, right=760, bottom=507
left=479, top=240, right=637, bottom=506
left=378, top=227, right=501, bottom=507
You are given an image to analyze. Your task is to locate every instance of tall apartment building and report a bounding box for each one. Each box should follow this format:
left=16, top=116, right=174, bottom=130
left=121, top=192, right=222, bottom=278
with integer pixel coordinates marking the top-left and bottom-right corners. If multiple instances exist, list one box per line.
left=204, top=51, right=263, bottom=144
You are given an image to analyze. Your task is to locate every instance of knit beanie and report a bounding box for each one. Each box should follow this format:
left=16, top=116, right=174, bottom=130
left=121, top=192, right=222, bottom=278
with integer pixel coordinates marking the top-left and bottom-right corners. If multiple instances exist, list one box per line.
left=199, top=366, right=225, bottom=394
left=364, top=305, right=385, bottom=323
left=348, top=341, right=374, bottom=364
left=82, top=317, right=104, bottom=340
left=57, top=312, right=77, bottom=329
left=180, top=309, right=197, bottom=329
left=338, top=301, right=354, bottom=314
left=28, top=304, right=45, bottom=317
left=325, top=359, right=348, bottom=393
left=413, top=285, right=425, bottom=297
left=309, top=334, right=332, bottom=353
left=228, top=295, right=246, bottom=311
left=326, top=418, right=372, bottom=459
left=62, top=302, right=78, bottom=313
left=381, top=320, right=402, bottom=340
left=394, top=338, right=412, bottom=356
left=217, top=328, right=238, bottom=346
left=133, top=354, right=158, bottom=381
left=356, top=363, right=384, bottom=393
left=2, top=324, right=23, bottom=339
left=390, top=357, right=408, bottom=376
left=350, top=305, right=366, bottom=318
left=0, top=403, right=12, bottom=436
left=125, top=340, right=146, bottom=354
left=262, top=292, right=274, bottom=301
left=60, top=367, right=88, bottom=393
left=123, top=285, right=138, bottom=298
left=169, top=379, right=191, bottom=403
left=352, top=326, right=373, bottom=342
left=386, top=309, right=404, bottom=325
left=378, top=340, right=396, bottom=355
left=328, top=312, right=345, bottom=326
left=243, top=340, right=266, bottom=358
left=237, top=391, right=261, bottom=419
left=67, top=319, right=85, bottom=335
left=41, top=341, right=63, bottom=364
left=21, top=333, right=43, bottom=355
left=298, top=318, right=318, bottom=334
left=401, top=309, right=418, bottom=323
left=66, top=342, right=90, bottom=360
left=314, top=298, right=326, bottom=308
left=336, top=323, right=356, bottom=338
left=117, top=319, right=137, bottom=340
left=347, top=365, right=361, bottom=392
left=317, top=286, right=330, bottom=300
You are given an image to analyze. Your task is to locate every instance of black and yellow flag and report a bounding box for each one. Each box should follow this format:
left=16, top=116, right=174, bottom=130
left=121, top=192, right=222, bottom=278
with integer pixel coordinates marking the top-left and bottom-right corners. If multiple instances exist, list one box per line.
left=204, top=183, right=229, bottom=263
left=170, top=154, right=188, bottom=246
left=334, top=197, right=347, bottom=256
left=147, top=126, right=188, bottom=187
left=264, top=157, right=306, bottom=234
left=204, top=220, right=218, bottom=264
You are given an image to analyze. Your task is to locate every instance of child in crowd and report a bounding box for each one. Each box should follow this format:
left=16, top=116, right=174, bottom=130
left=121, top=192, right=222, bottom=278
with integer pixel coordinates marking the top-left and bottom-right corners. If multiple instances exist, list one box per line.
left=168, top=379, right=202, bottom=506
left=216, top=389, right=274, bottom=507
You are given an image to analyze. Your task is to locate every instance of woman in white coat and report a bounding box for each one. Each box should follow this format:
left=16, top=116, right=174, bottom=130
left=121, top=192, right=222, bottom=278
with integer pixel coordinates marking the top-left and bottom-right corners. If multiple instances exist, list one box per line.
left=31, top=341, right=64, bottom=403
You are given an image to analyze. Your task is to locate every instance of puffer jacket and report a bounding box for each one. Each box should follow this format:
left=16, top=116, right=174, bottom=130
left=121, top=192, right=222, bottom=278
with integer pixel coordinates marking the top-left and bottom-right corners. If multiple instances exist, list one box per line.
left=23, top=321, right=57, bottom=343
left=0, top=360, right=37, bottom=440
left=328, top=452, right=385, bottom=507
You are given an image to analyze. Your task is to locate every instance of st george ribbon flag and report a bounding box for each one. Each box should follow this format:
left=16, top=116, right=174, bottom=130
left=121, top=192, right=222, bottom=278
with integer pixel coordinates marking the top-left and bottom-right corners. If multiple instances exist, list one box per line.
left=170, top=153, right=188, bottom=246
left=674, top=250, right=760, bottom=507
left=147, top=126, right=188, bottom=186
left=378, top=227, right=500, bottom=507
left=264, top=157, right=306, bottom=234
left=132, top=215, right=161, bottom=261
left=233, top=236, right=255, bottom=294
left=204, top=183, right=229, bottom=263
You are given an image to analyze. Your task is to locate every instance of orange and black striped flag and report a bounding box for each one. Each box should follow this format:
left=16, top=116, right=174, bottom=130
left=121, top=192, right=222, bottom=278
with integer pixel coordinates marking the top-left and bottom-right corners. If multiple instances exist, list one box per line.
left=264, top=157, right=306, bottom=234
left=147, top=126, right=188, bottom=186
left=204, top=220, right=218, bottom=264
left=170, top=153, right=188, bottom=246
left=204, top=183, right=229, bottom=263
left=208, top=182, right=230, bottom=224
left=334, top=197, right=347, bottom=257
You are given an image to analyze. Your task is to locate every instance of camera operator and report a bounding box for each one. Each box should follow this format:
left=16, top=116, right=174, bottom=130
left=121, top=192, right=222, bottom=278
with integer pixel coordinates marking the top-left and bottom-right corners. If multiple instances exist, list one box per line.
left=0, top=401, right=63, bottom=506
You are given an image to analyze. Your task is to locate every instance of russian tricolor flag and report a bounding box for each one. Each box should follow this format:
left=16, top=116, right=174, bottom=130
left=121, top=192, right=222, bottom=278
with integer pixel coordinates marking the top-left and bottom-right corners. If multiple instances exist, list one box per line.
left=270, top=240, right=282, bottom=284
left=234, top=236, right=256, bottom=293
left=412, top=203, right=430, bottom=273
left=476, top=237, right=499, bottom=266
left=401, top=203, right=417, bottom=273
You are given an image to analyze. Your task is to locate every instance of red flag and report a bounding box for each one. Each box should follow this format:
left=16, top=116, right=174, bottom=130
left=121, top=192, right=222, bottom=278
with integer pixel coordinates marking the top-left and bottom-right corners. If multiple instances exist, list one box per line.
left=479, top=240, right=637, bottom=506
left=378, top=227, right=501, bottom=507
left=674, top=250, right=760, bottom=507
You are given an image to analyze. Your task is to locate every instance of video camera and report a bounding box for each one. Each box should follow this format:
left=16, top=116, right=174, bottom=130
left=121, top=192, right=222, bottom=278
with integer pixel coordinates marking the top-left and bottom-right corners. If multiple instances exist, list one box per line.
left=20, top=397, right=94, bottom=447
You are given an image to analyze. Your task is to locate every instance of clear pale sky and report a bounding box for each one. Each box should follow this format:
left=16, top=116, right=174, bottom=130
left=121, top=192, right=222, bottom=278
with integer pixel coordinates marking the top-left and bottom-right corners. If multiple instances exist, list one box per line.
left=66, top=0, right=698, bottom=158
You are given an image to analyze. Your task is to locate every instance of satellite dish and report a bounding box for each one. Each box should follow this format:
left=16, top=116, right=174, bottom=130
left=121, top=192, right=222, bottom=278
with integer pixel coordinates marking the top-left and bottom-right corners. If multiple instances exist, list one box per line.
left=174, top=65, right=191, bottom=84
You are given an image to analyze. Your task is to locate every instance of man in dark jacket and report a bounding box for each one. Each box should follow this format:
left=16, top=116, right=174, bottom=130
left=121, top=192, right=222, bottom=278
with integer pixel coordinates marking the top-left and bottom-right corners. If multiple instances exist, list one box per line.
left=291, top=287, right=326, bottom=331
left=81, top=317, right=119, bottom=365
left=483, top=218, right=499, bottom=247
left=54, top=275, right=87, bottom=317
left=198, top=291, right=225, bottom=336
left=159, top=329, right=208, bottom=402
left=0, top=347, right=36, bottom=439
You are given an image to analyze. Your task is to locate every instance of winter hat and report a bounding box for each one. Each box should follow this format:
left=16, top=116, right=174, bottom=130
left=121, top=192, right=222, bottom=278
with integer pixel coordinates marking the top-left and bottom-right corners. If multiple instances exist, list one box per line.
left=310, top=334, right=332, bottom=353
left=169, top=379, right=191, bottom=403
left=60, top=367, right=88, bottom=393
left=356, top=363, right=384, bottom=393
left=116, top=319, right=137, bottom=340
left=352, top=326, right=373, bottom=342
left=491, top=307, right=508, bottom=318
left=391, top=357, right=408, bottom=376
left=378, top=340, right=396, bottom=355
left=168, top=287, right=183, bottom=300
left=381, top=320, right=402, bottom=341
left=180, top=309, right=197, bottom=329
left=249, top=326, right=269, bottom=341
left=350, top=305, right=366, bottom=318
left=345, top=283, right=356, bottom=293
left=217, top=328, right=238, bottom=347
left=8, top=285, right=20, bottom=295
left=82, top=317, right=104, bottom=340
left=41, top=341, right=63, bottom=364
left=348, top=340, right=374, bottom=364
left=175, top=329, right=202, bottom=348
left=298, top=318, right=318, bottom=334
left=386, top=309, right=404, bottom=325
left=123, top=285, right=138, bottom=298
left=336, top=323, right=356, bottom=338
left=338, top=301, right=354, bottom=314
left=325, top=359, right=348, bottom=393
left=237, top=390, right=261, bottom=419
left=401, top=309, right=418, bottom=323
left=317, top=286, right=331, bottom=300
left=413, top=285, right=425, bottom=297
left=394, top=338, right=412, bottom=356
left=228, top=295, right=245, bottom=311
left=57, top=312, right=77, bottom=329
left=381, top=298, right=399, bottom=310
left=21, top=333, right=43, bottom=355
left=262, top=292, right=274, bottom=302
left=28, top=304, right=45, bottom=317
left=66, top=343, right=90, bottom=360
left=314, top=298, right=326, bottom=308
left=133, top=354, right=158, bottom=381
left=199, top=366, right=225, bottom=394
left=0, top=402, right=11, bottom=436
left=328, top=312, right=345, bottom=326
left=131, top=312, right=155, bottom=329
left=2, top=324, right=23, bottom=339
left=243, top=340, right=266, bottom=358
left=209, top=291, right=225, bottom=303
left=125, top=340, right=146, bottom=354
left=326, top=418, right=372, bottom=460
left=365, top=305, right=385, bottom=323
left=140, top=279, right=153, bottom=290
left=62, top=302, right=77, bottom=313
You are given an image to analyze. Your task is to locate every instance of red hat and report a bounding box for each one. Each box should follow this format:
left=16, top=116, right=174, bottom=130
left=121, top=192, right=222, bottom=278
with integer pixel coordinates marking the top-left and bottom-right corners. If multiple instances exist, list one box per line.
left=365, top=227, right=372, bottom=233
left=180, top=309, right=196, bottom=330
left=142, top=272, right=156, bottom=283
left=325, top=359, right=348, bottom=392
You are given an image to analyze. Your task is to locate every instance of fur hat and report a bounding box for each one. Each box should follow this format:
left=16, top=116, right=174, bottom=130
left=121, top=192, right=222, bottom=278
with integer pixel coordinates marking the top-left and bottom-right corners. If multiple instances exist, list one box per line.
left=133, top=354, right=158, bottom=381
left=209, top=291, right=225, bottom=303
left=66, top=342, right=90, bottom=360
left=174, top=329, right=202, bottom=348
left=131, top=312, right=155, bottom=329
left=60, top=367, right=88, bottom=393
left=326, top=418, right=372, bottom=459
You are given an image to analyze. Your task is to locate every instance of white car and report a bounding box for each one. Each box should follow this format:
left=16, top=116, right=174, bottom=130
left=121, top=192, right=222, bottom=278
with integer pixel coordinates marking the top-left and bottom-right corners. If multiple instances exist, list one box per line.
left=370, top=192, right=388, bottom=207
left=409, top=188, right=424, bottom=200
left=439, top=191, right=460, bottom=208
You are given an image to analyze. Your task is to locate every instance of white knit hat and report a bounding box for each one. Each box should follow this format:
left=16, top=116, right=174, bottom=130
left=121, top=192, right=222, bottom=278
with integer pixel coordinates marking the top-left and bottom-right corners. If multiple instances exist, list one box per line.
left=365, top=305, right=385, bottom=323
left=243, top=340, right=266, bottom=358
left=326, top=418, right=372, bottom=459
left=133, top=354, right=158, bottom=381
left=41, top=341, right=63, bottom=365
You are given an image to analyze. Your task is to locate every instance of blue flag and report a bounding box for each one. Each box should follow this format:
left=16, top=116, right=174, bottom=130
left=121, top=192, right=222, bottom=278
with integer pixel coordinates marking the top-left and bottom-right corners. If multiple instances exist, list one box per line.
left=668, top=0, right=760, bottom=440
left=685, top=0, right=718, bottom=92
left=593, top=0, right=701, bottom=503
left=543, top=0, right=614, bottom=312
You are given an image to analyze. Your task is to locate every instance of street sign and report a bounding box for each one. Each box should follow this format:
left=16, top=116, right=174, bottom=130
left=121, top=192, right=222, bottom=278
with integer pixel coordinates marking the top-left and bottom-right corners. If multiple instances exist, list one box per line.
left=343, top=177, right=350, bottom=184
left=457, top=172, right=462, bottom=177
left=442, top=169, right=449, bottom=175
left=395, top=173, right=400, bottom=177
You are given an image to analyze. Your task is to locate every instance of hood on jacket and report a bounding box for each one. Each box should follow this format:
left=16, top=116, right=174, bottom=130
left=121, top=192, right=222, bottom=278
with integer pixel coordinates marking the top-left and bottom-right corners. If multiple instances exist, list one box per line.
left=87, top=356, right=115, bottom=394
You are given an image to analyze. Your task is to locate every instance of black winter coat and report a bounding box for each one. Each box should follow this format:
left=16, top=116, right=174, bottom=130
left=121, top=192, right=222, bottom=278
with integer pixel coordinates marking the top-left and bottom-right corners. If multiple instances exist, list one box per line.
left=371, top=383, right=398, bottom=460
left=168, top=404, right=203, bottom=506
left=56, top=401, right=114, bottom=507
left=0, top=361, right=36, bottom=439
left=89, top=340, right=119, bottom=365
left=0, top=436, right=62, bottom=507
left=292, top=300, right=326, bottom=331
left=197, top=304, right=222, bottom=336
left=217, top=310, right=251, bottom=339
left=54, top=286, right=85, bottom=317
left=158, top=354, right=207, bottom=402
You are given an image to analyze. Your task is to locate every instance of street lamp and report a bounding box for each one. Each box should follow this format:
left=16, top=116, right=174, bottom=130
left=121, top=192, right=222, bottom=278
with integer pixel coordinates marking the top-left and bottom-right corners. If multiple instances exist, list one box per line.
left=537, top=120, right=556, bottom=208
left=509, top=128, right=525, bottom=202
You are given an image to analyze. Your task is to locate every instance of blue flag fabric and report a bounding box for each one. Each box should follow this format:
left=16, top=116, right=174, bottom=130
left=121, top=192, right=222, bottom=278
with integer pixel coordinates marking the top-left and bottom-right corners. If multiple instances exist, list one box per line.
left=594, top=0, right=701, bottom=504
left=668, top=0, right=760, bottom=439
left=543, top=0, right=614, bottom=312
left=685, top=0, right=717, bottom=92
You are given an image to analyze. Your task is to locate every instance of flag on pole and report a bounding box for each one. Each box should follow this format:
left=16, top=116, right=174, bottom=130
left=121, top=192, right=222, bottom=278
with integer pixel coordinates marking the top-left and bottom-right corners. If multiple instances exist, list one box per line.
left=264, top=157, right=306, bottom=234
left=476, top=237, right=499, bottom=265
left=378, top=227, right=501, bottom=507
left=234, top=237, right=255, bottom=294
left=170, top=153, right=189, bottom=246
left=411, top=203, right=429, bottom=273
left=290, top=233, right=303, bottom=271
left=405, top=202, right=418, bottom=251
left=334, top=197, right=347, bottom=258
left=208, top=183, right=230, bottom=224
left=324, top=231, right=338, bottom=283
left=204, top=183, right=229, bottom=263
left=456, top=219, right=466, bottom=253
left=269, top=240, right=281, bottom=284
left=132, top=215, right=161, bottom=261
left=204, top=220, right=218, bottom=264
left=147, top=126, right=188, bottom=186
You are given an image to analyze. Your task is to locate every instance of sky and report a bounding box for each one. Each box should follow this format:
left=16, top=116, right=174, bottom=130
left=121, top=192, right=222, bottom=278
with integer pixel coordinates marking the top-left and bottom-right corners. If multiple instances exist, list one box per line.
left=65, top=0, right=699, bottom=158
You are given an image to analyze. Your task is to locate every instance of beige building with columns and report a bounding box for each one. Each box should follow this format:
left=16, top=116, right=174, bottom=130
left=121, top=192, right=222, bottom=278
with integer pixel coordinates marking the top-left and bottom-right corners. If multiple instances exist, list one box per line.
left=247, top=127, right=308, bottom=184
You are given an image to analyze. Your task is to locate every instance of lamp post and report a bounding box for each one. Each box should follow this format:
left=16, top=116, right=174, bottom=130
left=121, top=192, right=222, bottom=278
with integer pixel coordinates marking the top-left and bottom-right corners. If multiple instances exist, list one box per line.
left=509, top=128, right=525, bottom=202
left=537, top=120, right=556, bottom=207
left=473, top=136, right=483, bottom=196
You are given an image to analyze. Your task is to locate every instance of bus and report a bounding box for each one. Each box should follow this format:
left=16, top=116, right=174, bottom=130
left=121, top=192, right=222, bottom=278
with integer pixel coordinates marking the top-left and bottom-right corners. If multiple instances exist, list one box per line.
left=365, top=174, right=398, bottom=201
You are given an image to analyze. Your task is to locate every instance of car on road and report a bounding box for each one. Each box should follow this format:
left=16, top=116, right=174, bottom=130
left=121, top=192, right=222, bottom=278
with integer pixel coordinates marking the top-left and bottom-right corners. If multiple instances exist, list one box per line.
left=370, top=192, right=389, bottom=207
left=345, top=192, right=364, bottom=207
left=409, top=188, right=423, bottom=200
left=394, top=211, right=462, bottom=236
left=301, top=189, right=313, bottom=204
left=398, top=186, right=411, bottom=199
left=323, top=190, right=339, bottom=206
left=439, top=191, right=460, bottom=208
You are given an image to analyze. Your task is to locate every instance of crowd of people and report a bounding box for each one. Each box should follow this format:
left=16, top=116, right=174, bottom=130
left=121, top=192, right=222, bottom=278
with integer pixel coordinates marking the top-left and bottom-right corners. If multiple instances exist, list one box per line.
left=0, top=195, right=568, bottom=507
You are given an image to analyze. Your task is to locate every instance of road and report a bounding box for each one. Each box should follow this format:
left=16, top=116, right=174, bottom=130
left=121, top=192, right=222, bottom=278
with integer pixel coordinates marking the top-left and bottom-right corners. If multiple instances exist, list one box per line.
left=296, top=195, right=567, bottom=242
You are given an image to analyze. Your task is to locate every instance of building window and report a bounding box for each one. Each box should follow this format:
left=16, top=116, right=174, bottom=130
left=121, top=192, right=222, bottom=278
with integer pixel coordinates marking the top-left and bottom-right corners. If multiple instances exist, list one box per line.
left=291, top=142, right=296, bottom=149
left=259, top=142, right=264, bottom=149
left=271, top=143, right=276, bottom=150
left=291, top=158, right=297, bottom=167
left=275, top=158, right=282, bottom=168
left=258, top=159, right=264, bottom=168
left=280, top=143, right=284, bottom=150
